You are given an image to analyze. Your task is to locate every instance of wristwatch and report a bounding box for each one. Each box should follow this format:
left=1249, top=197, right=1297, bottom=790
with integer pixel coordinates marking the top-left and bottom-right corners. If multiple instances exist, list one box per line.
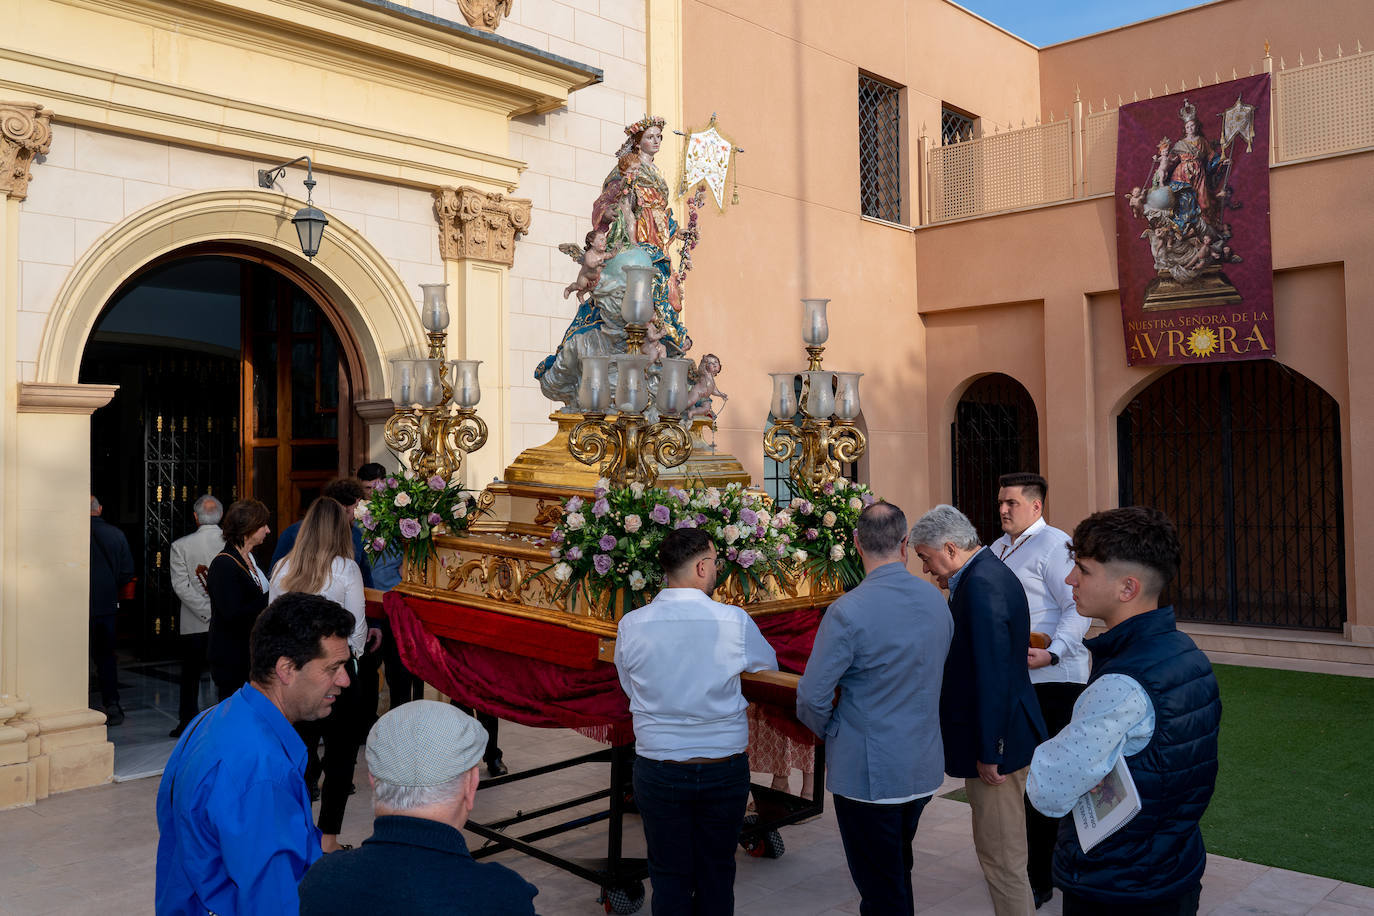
left=1047, top=651, right=1061, bottom=666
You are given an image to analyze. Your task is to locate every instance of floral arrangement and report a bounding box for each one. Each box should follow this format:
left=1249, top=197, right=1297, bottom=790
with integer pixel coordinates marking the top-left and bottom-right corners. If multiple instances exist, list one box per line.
left=545, top=479, right=798, bottom=610
left=358, top=471, right=479, bottom=569
left=785, top=478, right=880, bottom=590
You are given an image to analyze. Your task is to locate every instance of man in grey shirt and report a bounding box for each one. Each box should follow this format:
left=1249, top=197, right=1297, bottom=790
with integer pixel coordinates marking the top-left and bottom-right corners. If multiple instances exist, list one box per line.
left=797, top=502, right=954, bottom=914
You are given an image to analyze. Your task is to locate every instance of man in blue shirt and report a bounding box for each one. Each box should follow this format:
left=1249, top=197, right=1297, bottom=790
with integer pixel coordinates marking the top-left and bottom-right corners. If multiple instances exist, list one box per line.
left=616, top=527, right=777, bottom=915
left=156, top=592, right=355, bottom=915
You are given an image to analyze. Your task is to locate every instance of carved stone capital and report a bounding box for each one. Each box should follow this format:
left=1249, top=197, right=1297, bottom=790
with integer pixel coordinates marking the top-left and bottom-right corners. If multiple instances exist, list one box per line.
left=457, top=0, right=514, bottom=31
left=1, top=103, right=54, bottom=202
left=433, top=186, right=532, bottom=267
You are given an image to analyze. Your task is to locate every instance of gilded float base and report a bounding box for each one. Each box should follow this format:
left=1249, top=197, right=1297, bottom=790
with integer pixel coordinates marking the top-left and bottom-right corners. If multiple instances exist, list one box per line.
left=1143, top=267, right=1243, bottom=311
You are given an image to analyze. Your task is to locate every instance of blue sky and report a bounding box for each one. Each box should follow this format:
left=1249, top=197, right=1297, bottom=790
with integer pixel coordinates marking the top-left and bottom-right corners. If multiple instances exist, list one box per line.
left=956, top=0, right=1210, bottom=46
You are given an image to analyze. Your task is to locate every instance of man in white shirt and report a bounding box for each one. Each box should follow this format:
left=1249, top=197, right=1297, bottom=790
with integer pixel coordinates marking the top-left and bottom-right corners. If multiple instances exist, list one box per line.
left=615, top=527, right=777, bottom=915
left=169, top=494, right=225, bottom=738
left=991, top=472, right=1090, bottom=909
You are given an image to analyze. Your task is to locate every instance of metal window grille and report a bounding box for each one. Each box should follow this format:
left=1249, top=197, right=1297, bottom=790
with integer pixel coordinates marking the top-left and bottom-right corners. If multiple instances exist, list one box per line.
left=859, top=74, right=901, bottom=222
left=951, top=374, right=1040, bottom=546
left=1118, top=362, right=1345, bottom=631
left=941, top=107, right=976, bottom=145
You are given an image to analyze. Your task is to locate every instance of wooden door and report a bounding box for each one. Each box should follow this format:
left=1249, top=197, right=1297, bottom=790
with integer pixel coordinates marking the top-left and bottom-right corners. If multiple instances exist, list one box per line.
left=240, top=262, right=352, bottom=565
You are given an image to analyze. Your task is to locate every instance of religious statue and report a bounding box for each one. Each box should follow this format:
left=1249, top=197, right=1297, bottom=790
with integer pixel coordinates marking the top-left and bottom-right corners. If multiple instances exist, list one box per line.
left=684, top=353, right=727, bottom=420
left=559, top=228, right=610, bottom=303
left=1126, top=98, right=1250, bottom=309
left=536, top=115, right=701, bottom=409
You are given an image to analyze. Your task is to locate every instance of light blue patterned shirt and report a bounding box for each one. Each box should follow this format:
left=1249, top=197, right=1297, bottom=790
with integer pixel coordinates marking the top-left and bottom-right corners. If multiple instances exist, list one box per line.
left=1027, top=673, right=1156, bottom=817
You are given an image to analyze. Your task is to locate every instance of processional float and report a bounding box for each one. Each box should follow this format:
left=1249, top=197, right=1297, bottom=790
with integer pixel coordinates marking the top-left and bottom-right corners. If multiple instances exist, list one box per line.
left=367, top=112, right=870, bottom=914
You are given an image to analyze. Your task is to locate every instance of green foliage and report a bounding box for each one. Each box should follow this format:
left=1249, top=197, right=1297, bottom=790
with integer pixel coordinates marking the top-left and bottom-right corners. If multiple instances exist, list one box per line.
left=357, top=470, right=479, bottom=569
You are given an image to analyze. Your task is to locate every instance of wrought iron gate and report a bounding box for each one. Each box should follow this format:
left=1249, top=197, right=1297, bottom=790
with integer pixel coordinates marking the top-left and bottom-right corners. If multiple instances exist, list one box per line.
left=951, top=374, right=1040, bottom=546
left=1117, top=361, right=1346, bottom=630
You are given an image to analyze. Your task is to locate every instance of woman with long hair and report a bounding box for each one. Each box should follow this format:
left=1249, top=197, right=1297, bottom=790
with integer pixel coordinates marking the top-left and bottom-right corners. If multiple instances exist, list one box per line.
left=206, top=498, right=271, bottom=701
left=269, top=496, right=368, bottom=853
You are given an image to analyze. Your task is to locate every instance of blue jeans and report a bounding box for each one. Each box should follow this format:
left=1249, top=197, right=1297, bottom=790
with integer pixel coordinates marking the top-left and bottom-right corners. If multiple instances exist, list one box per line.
left=633, top=753, right=751, bottom=916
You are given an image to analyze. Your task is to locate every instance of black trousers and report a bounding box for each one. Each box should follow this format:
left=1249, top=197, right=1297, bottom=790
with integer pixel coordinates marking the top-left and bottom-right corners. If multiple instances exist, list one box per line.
left=1027, top=680, right=1085, bottom=895
left=176, top=632, right=209, bottom=727
left=453, top=703, right=502, bottom=765
left=833, top=793, right=933, bottom=915
left=297, top=657, right=366, bottom=835
left=633, top=753, right=751, bottom=916
left=1062, top=882, right=1201, bottom=916
left=379, top=617, right=425, bottom=706
left=89, top=615, right=120, bottom=706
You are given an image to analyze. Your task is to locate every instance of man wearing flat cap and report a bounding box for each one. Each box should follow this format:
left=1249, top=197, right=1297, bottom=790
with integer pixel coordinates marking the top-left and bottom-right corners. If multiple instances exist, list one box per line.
left=298, top=700, right=538, bottom=915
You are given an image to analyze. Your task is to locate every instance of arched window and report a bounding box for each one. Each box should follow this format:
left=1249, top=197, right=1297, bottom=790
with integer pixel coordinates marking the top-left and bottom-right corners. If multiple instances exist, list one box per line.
left=951, top=373, right=1040, bottom=545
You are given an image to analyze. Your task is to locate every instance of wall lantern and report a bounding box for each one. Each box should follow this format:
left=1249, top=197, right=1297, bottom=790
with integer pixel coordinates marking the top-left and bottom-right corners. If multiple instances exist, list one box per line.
left=257, top=155, right=329, bottom=259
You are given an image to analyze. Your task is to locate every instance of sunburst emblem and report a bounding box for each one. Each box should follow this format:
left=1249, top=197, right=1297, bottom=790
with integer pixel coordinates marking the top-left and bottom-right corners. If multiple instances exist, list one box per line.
left=1186, top=326, right=1220, bottom=358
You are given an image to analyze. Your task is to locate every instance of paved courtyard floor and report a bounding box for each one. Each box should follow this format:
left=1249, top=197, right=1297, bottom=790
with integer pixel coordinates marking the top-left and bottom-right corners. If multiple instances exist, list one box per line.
left=2, top=720, right=1372, bottom=916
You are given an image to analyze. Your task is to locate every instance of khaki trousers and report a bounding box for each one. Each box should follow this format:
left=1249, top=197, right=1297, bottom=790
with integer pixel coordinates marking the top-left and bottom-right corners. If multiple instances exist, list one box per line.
left=966, top=767, right=1035, bottom=916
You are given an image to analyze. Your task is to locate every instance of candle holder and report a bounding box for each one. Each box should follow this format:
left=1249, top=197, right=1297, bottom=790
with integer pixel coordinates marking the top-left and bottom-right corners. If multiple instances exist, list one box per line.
left=383, top=285, right=489, bottom=482
left=762, top=298, right=867, bottom=491
left=568, top=355, right=692, bottom=487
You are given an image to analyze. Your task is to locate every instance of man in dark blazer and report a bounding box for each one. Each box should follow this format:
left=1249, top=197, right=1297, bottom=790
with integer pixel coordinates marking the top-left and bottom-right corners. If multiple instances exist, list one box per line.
left=798, top=502, right=953, bottom=915
left=90, top=496, right=134, bottom=726
left=912, top=504, right=1047, bottom=916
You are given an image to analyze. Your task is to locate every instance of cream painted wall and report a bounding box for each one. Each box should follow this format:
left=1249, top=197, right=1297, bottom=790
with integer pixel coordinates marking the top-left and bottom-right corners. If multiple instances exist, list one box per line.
left=17, top=125, right=444, bottom=387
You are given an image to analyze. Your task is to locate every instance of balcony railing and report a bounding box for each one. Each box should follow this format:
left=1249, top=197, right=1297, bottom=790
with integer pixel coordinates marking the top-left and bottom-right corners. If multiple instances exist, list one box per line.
left=920, top=44, right=1374, bottom=224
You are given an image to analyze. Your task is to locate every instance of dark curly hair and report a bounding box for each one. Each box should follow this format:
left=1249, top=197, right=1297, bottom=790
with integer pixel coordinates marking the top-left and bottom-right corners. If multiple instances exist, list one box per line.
left=658, top=527, right=713, bottom=577
left=249, top=592, right=355, bottom=684
left=221, top=498, right=270, bottom=548
left=1069, top=507, right=1181, bottom=596
left=322, top=477, right=367, bottom=507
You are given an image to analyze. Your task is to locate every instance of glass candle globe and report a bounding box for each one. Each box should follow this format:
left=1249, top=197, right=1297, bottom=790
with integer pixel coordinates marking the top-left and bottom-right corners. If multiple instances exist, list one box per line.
left=390, top=358, right=417, bottom=406
left=614, top=355, right=652, bottom=414
left=449, top=359, right=482, bottom=408
left=801, top=298, right=830, bottom=346
left=413, top=360, right=444, bottom=408
left=419, top=283, right=450, bottom=333
left=833, top=372, right=864, bottom=421
left=656, top=357, right=692, bottom=417
left=622, top=265, right=656, bottom=327
left=577, top=356, right=611, bottom=412
left=804, top=370, right=835, bottom=419
left=769, top=372, right=799, bottom=421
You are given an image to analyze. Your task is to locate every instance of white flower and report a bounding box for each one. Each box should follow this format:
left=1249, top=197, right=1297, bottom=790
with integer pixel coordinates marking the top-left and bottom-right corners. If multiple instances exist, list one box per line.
left=792, top=549, right=808, bottom=563
left=550, top=547, right=562, bottom=559
left=553, top=562, right=573, bottom=581
left=452, top=503, right=468, bottom=519
left=773, top=510, right=792, bottom=528
left=723, top=524, right=741, bottom=545
left=706, top=490, right=722, bottom=508
left=848, top=497, right=863, bottom=511
left=566, top=512, right=586, bottom=530
left=835, top=478, right=847, bottom=490
left=829, top=544, right=845, bottom=561
left=630, top=482, right=646, bottom=498
left=790, top=497, right=805, bottom=509
left=624, top=514, right=643, bottom=533
left=756, top=510, right=771, bottom=528
left=394, top=492, right=412, bottom=507
left=596, top=477, right=612, bottom=491
left=822, top=510, right=837, bottom=528
left=628, top=570, right=647, bottom=590
left=353, top=502, right=368, bottom=519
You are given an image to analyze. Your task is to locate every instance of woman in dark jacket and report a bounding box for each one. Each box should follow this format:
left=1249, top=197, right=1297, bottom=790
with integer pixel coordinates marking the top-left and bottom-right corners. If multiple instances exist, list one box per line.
left=206, top=498, right=271, bottom=700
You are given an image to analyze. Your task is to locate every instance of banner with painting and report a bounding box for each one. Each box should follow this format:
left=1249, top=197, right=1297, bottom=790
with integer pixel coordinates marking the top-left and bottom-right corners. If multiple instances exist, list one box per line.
left=1115, top=74, right=1274, bottom=366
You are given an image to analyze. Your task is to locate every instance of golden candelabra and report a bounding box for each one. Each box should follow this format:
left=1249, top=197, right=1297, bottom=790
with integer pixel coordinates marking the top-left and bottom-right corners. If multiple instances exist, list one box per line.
left=762, top=298, right=867, bottom=491
left=384, top=283, right=488, bottom=482
left=566, top=264, right=694, bottom=488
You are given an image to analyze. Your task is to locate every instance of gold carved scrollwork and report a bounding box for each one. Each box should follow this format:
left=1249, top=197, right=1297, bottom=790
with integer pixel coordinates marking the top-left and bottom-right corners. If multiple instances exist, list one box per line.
left=533, top=499, right=565, bottom=528
left=433, top=186, right=532, bottom=267
left=0, top=102, right=53, bottom=201
left=444, top=553, right=560, bottom=608
left=456, top=0, right=513, bottom=31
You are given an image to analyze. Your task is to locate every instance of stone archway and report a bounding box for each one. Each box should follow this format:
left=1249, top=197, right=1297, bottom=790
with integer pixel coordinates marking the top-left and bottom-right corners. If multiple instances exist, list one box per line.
left=37, top=188, right=426, bottom=389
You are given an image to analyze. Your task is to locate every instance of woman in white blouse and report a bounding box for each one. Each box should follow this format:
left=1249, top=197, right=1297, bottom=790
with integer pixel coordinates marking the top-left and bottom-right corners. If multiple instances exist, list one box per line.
left=270, top=496, right=373, bottom=853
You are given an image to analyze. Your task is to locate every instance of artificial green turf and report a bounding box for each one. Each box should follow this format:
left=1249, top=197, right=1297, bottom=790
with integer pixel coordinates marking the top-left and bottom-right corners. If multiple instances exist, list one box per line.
left=1203, top=663, right=1374, bottom=887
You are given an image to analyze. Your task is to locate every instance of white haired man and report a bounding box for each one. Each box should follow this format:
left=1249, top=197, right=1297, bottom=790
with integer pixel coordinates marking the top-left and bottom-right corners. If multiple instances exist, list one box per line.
left=297, top=701, right=538, bottom=915
left=169, top=494, right=225, bottom=738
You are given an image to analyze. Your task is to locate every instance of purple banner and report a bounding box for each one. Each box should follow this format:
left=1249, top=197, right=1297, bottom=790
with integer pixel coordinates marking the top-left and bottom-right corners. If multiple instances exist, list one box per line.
left=1115, top=74, right=1274, bottom=366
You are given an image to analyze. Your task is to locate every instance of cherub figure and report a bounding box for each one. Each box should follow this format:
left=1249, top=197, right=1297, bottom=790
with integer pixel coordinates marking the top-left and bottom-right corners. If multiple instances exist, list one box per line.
left=559, top=228, right=610, bottom=302
left=1125, top=186, right=1146, bottom=219
left=642, top=316, right=669, bottom=363
left=685, top=353, right=727, bottom=420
